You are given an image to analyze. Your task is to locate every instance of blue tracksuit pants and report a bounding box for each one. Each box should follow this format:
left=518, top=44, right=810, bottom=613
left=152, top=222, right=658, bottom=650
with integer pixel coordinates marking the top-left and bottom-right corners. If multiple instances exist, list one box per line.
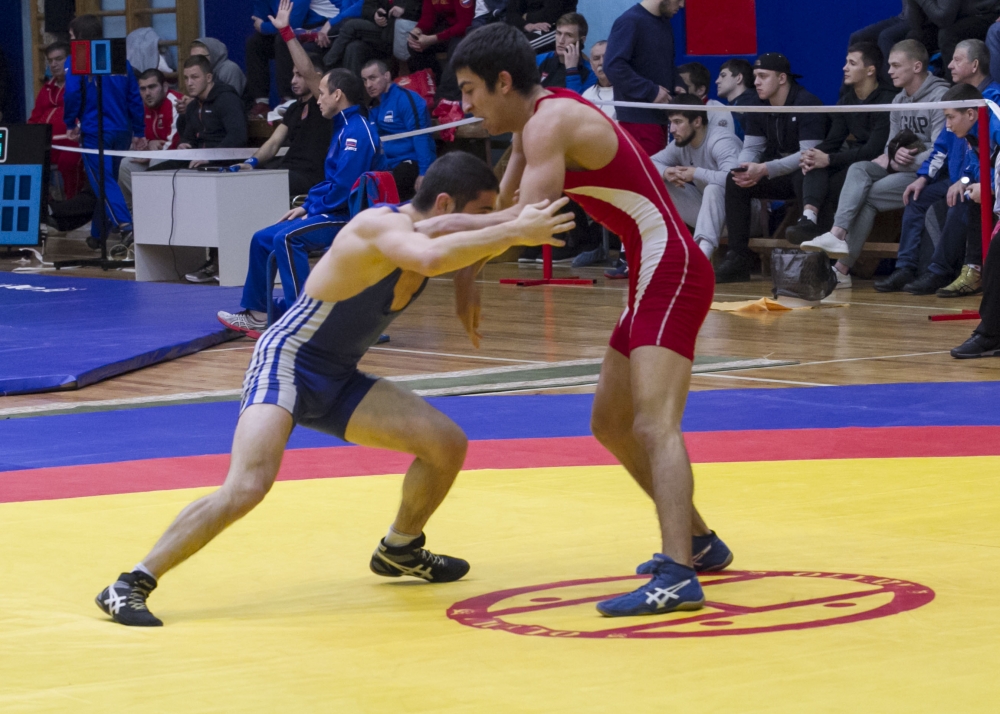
left=240, top=212, right=347, bottom=315
left=82, top=131, right=133, bottom=239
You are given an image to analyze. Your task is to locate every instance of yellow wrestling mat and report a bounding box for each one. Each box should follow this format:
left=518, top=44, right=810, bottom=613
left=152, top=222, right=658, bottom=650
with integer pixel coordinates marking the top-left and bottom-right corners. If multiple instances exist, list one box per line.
left=2, top=458, right=999, bottom=712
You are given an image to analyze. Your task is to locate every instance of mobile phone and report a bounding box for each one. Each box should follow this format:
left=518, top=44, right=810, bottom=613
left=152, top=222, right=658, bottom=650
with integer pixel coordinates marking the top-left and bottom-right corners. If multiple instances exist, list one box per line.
left=731, top=166, right=749, bottom=173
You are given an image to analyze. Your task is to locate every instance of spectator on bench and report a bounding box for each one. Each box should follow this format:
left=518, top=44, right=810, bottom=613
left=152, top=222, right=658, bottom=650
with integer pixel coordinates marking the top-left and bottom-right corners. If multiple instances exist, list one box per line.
left=248, top=0, right=321, bottom=118
left=678, top=61, right=735, bottom=134
left=323, top=0, right=422, bottom=76
left=652, top=95, right=743, bottom=260
left=715, top=58, right=759, bottom=141
left=407, top=0, right=474, bottom=101
left=28, top=42, right=85, bottom=201
left=218, top=11, right=386, bottom=337
left=118, top=69, right=184, bottom=210
left=64, top=14, right=146, bottom=249
left=190, top=38, right=247, bottom=99
left=785, top=43, right=898, bottom=254
left=507, top=0, right=577, bottom=52
left=849, top=2, right=909, bottom=76
left=361, top=58, right=436, bottom=200
left=176, top=56, right=249, bottom=166
left=876, top=38, right=1000, bottom=293
left=717, top=53, right=828, bottom=284
left=537, top=13, right=595, bottom=94
left=604, top=0, right=687, bottom=156
left=581, top=40, right=615, bottom=119
left=235, top=55, right=332, bottom=198
left=799, top=40, right=947, bottom=281
left=897, top=84, right=1000, bottom=296
left=905, top=0, right=1000, bottom=69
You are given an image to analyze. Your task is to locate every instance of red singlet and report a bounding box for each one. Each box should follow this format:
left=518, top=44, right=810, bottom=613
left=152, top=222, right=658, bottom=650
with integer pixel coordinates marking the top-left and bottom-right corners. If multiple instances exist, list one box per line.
left=536, top=88, right=715, bottom=361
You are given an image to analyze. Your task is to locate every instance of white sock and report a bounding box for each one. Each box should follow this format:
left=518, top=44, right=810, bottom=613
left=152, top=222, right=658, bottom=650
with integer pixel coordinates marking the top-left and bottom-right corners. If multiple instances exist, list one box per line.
left=255, top=97, right=269, bottom=105
left=133, top=562, right=156, bottom=579
left=802, top=209, right=818, bottom=223
left=385, top=526, right=420, bottom=547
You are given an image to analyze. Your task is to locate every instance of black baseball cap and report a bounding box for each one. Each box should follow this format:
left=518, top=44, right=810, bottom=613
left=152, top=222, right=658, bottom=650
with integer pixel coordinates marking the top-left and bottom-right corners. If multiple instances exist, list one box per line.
left=754, top=53, right=803, bottom=80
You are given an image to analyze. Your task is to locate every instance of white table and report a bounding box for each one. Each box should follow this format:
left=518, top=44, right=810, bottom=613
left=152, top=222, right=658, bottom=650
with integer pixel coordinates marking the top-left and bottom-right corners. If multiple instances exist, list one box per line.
left=132, top=169, right=289, bottom=286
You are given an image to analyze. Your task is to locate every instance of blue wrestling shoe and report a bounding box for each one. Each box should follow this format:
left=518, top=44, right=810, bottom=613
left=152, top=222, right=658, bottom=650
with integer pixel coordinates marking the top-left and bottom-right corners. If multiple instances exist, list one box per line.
left=597, top=554, right=704, bottom=617
left=370, top=533, right=470, bottom=583
left=691, top=531, right=734, bottom=572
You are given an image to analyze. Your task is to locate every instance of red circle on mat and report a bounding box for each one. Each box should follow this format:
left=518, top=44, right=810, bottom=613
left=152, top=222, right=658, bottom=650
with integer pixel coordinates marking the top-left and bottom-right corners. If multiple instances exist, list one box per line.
left=447, top=571, right=934, bottom=639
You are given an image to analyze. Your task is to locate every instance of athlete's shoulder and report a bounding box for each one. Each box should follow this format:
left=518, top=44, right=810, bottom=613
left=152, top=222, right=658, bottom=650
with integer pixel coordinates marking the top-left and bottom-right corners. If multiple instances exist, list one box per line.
left=353, top=205, right=412, bottom=238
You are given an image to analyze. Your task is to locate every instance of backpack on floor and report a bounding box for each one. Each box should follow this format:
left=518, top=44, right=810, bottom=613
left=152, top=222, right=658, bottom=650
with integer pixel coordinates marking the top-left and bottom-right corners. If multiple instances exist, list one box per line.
left=771, top=248, right=837, bottom=302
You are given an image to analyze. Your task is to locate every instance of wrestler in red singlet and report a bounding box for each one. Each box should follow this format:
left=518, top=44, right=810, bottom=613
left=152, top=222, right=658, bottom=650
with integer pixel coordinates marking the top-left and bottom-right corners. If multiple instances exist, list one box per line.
left=539, top=88, right=715, bottom=362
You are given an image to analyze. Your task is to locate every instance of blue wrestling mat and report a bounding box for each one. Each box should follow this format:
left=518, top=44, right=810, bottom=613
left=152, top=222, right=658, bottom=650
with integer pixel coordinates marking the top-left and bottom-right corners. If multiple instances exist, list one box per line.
left=0, top=273, right=242, bottom=395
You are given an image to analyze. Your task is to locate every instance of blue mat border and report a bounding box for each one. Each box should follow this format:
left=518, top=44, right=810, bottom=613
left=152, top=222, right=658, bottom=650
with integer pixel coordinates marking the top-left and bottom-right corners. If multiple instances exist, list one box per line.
left=2, top=381, right=998, bottom=472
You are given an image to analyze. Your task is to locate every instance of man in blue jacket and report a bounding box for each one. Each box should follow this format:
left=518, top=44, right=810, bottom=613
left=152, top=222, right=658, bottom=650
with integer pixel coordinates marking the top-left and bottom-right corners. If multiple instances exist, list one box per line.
left=219, top=64, right=386, bottom=336
left=897, top=83, right=1000, bottom=297
left=604, top=0, right=686, bottom=155
left=535, top=13, right=595, bottom=95
left=248, top=0, right=364, bottom=117
left=361, top=58, right=435, bottom=200
left=63, top=15, right=145, bottom=248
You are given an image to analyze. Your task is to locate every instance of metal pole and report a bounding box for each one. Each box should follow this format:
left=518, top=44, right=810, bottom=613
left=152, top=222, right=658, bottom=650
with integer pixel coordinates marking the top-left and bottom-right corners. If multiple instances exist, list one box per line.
left=978, top=106, right=992, bottom=269
left=97, top=74, right=109, bottom=265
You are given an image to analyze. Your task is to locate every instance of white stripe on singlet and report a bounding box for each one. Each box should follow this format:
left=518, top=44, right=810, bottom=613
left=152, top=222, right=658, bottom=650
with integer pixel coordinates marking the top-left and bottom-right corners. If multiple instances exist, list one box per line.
left=612, top=126, right=693, bottom=345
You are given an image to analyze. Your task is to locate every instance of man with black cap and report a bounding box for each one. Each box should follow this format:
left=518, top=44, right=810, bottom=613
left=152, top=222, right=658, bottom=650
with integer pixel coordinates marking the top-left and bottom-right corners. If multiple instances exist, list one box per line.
left=718, top=53, right=828, bottom=283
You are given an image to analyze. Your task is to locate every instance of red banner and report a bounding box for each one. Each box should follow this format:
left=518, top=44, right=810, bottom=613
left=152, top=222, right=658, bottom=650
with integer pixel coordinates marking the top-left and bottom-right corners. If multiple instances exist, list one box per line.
left=686, top=0, right=757, bottom=56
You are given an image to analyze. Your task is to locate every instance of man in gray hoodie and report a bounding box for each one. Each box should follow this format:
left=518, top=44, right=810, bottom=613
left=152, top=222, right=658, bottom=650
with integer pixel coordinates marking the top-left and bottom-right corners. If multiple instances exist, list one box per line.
left=190, top=38, right=248, bottom=98
left=800, top=40, right=948, bottom=276
left=651, top=95, right=743, bottom=260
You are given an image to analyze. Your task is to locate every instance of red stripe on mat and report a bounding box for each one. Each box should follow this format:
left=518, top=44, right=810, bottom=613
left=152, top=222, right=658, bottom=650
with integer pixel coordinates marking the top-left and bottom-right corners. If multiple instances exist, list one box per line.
left=3, top=426, right=999, bottom=503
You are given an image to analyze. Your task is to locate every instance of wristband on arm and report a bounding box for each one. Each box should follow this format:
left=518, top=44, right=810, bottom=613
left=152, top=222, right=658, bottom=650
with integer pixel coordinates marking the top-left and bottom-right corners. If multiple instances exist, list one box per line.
left=278, top=26, right=295, bottom=43
left=245, top=157, right=259, bottom=168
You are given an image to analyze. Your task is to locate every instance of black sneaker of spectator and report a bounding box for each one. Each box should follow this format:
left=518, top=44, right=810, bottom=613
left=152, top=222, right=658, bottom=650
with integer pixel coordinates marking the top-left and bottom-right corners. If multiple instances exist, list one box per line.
left=874, top=267, right=917, bottom=293
left=784, top=216, right=824, bottom=245
left=951, top=333, right=1000, bottom=359
left=186, top=259, right=219, bottom=283
left=903, top=272, right=951, bottom=295
left=518, top=246, right=542, bottom=263
left=714, top=252, right=753, bottom=283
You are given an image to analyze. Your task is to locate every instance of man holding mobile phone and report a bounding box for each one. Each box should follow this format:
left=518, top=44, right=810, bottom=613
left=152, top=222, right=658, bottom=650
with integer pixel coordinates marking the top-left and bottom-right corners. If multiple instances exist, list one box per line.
left=535, top=13, right=596, bottom=95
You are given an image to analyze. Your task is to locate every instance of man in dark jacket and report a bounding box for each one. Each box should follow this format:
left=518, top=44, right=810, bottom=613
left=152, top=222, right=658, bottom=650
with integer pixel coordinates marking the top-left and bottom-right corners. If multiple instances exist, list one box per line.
left=324, top=0, right=423, bottom=74
left=719, top=53, right=829, bottom=283
left=176, top=55, right=248, bottom=166
left=786, top=43, right=899, bottom=244
left=604, top=0, right=686, bottom=156
left=906, top=0, right=1000, bottom=67
left=507, top=0, right=577, bottom=51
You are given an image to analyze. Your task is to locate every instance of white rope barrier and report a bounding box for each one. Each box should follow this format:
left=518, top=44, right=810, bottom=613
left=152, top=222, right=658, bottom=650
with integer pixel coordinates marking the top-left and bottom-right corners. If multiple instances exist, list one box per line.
left=593, top=99, right=989, bottom=113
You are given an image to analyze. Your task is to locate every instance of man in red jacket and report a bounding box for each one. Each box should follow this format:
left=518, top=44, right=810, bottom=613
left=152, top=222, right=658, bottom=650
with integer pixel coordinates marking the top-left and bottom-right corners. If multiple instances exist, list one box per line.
left=407, top=0, right=474, bottom=99
left=118, top=69, right=185, bottom=210
left=28, top=42, right=85, bottom=200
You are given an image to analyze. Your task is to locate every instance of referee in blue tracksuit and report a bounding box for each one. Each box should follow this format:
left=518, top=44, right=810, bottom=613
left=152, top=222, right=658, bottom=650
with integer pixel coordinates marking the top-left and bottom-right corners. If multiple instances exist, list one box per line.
left=219, top=69, right=387, bottom=336
left=63, top=15, right=145, bottom=246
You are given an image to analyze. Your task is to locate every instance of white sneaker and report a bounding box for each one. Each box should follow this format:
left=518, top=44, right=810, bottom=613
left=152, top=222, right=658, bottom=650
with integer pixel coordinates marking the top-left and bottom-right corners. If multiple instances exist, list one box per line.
left=217, top=309, right=267, bottom=339
left=833, top=267, right=852, bottom=289
left=800, top=232, right=850, bottom=259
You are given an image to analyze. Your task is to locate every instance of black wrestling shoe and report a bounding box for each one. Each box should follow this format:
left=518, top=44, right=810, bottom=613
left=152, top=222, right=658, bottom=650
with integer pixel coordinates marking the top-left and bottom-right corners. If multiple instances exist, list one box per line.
left=370, top=533, right=470, bottom=583
left=784, top=216, right=823, bottom=245
left=95, top=571, right=163, bottom=626
left=951, top=332, right=1000, bottom=359
left=714, top=252, right=752, bottom=283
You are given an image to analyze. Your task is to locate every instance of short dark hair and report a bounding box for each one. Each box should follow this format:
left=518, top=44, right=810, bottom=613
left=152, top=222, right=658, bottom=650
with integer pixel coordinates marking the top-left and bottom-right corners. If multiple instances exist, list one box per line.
left=942, top=82, right=982, bottom=104
left=556, top=12, right=588, bottom=39
left=69, top=15, right=102, bottom=40
left=362, top=58, right=390, bottom=75
left=412, top=151, right=500, bottom=212
left=325, top=68, right=367, bottom=107
left=45, top=41, right=70, bottom=57
left=451, top=23, right=540, bottom=95
left=138, top=68, right=167, bottom=84
left=890, top=39, right=929, bottom=70
left=666, top=93, right=708, bottom=126
left=190, top=39, right=209, bottom=51
left=678, top=62, right=711, bottom=94
left=183, top=55, right=212, bottom=74
left=847, top=41, right=883, bottom=70
left=719, top=58, right=753, bottom=87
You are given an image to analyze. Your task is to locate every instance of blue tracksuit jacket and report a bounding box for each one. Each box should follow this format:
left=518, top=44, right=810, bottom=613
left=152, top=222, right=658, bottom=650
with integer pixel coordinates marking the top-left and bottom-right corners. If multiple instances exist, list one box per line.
left=370, top=83, right=436, bottom=175
left=253, top=0, right=364, bottom=33
left=63, top=60, right=144, bottom=139
left=304, top=104, right=387, bottom=217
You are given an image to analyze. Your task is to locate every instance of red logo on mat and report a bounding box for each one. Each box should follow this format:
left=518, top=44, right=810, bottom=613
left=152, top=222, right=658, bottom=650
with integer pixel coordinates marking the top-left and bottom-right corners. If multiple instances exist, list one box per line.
left=448, top=570, right=934, bottom=638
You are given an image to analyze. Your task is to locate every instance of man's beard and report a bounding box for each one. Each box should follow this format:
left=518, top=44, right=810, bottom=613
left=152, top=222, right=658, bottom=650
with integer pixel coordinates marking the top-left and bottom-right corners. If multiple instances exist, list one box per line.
left=674, top=132, right=694, bottom=148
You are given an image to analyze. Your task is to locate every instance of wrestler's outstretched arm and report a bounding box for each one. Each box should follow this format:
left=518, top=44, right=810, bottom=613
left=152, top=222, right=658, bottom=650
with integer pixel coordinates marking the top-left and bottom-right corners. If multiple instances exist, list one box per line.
left=373, top=199, right=574, bottom=277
